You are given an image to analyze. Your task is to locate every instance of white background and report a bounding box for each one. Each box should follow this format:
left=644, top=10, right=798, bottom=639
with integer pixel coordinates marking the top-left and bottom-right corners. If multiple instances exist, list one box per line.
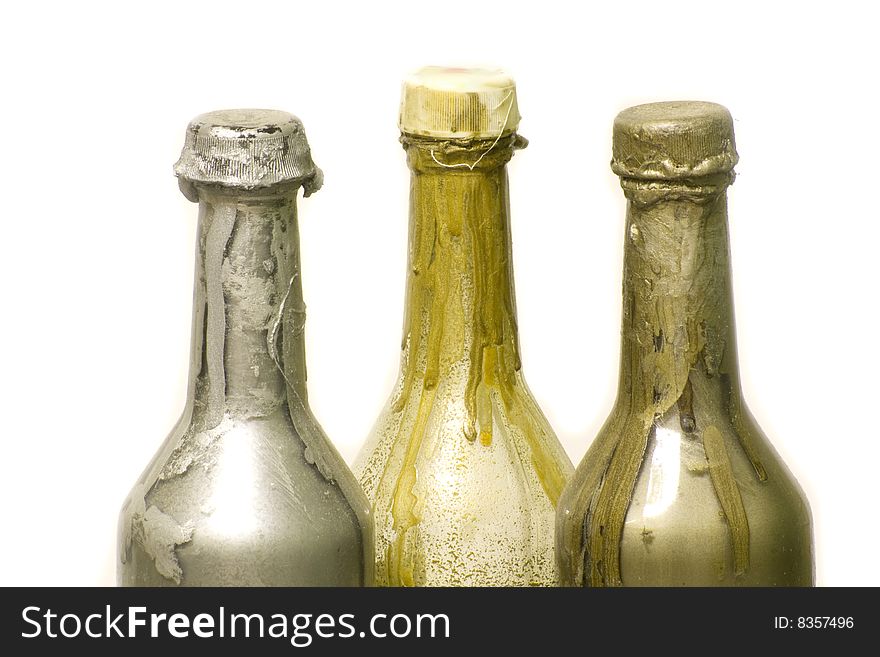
left=1, top=1, right=877, bottom=586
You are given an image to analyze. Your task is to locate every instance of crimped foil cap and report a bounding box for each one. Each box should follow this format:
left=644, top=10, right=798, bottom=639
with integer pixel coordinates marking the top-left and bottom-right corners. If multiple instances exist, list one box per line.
left=399, top=66, right=520, bottom=139
left=611, top=101, right=738, bottom=180
left=174, top=109, right=323, bottom=195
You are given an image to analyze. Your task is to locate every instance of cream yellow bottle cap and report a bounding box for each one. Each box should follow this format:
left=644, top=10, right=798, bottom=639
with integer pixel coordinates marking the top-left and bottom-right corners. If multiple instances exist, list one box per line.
left=399, top=66, right=520, bottom=139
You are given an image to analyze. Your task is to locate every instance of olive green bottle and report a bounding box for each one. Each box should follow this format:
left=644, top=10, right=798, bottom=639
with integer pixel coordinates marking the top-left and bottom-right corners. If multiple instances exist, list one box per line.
left=354, top=67, right=574, bottom=586
left=118, top=109, right=373, bottom=586
left=556, top=101, right=814, bottom=586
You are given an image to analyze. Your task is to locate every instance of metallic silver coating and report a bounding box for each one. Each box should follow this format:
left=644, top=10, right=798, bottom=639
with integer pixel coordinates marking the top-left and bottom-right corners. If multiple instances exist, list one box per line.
left=118, top=111, right=372, bottom=586
left=174, top=109, right=323, bottom=196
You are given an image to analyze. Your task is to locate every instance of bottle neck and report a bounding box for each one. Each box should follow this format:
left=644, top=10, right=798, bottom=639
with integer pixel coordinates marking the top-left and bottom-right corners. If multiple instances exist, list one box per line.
left=186, top=184, right=308, bottom=430
left=398, top=135, right=523, bottom=396
left=617, top=176, right=740, bottom=417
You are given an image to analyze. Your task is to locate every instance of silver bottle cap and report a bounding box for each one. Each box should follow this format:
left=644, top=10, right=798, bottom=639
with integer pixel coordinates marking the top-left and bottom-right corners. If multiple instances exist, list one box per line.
left=174, top=109, right=323, bottom=198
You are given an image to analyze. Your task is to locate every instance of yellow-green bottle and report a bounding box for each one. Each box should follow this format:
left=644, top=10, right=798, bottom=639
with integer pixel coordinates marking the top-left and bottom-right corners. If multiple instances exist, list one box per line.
left=556, top=101, right=814, bottom=586
left=354, top=67, right=573, bottom=586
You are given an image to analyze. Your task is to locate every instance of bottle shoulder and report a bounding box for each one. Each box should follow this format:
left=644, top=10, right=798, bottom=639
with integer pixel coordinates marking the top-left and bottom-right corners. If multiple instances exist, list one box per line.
left=118, top=404, right=371, bottom=586
left=556, top=383, right=814, bottom=586
left=356, top=370, right=569, bottom=587
left=563, top=392, right=809, bottom=507
left=357, top=371, right=572, bottom=503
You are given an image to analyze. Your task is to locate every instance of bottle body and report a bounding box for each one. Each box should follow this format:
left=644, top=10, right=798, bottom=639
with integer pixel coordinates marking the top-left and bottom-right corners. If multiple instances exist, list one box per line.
left=119, top=181, right=373, bottom=586
left=557, top=171, right=814, bottom=586
left=355, top=138, right=573, bottom=586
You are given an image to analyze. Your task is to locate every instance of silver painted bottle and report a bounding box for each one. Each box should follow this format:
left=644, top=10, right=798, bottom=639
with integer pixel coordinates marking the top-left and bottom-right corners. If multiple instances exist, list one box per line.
left=118, top=109, right=374, bottom=586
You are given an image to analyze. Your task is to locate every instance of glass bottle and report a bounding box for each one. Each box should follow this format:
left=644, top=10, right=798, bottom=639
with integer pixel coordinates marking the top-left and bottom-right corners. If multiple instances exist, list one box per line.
left=556, top=101, right=814, bottom=586
left=354, top=67, right=574, bottom=587
left=118, top=109, right=373, bottom=586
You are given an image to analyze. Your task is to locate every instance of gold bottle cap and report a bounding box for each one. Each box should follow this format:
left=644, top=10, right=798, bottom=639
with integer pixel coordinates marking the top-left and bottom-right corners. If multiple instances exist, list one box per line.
left=174, top=109, right=323, bottom=195
left=611, top=101, right=738, bottom=180
left=399, top=66, right=520, bottom=139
